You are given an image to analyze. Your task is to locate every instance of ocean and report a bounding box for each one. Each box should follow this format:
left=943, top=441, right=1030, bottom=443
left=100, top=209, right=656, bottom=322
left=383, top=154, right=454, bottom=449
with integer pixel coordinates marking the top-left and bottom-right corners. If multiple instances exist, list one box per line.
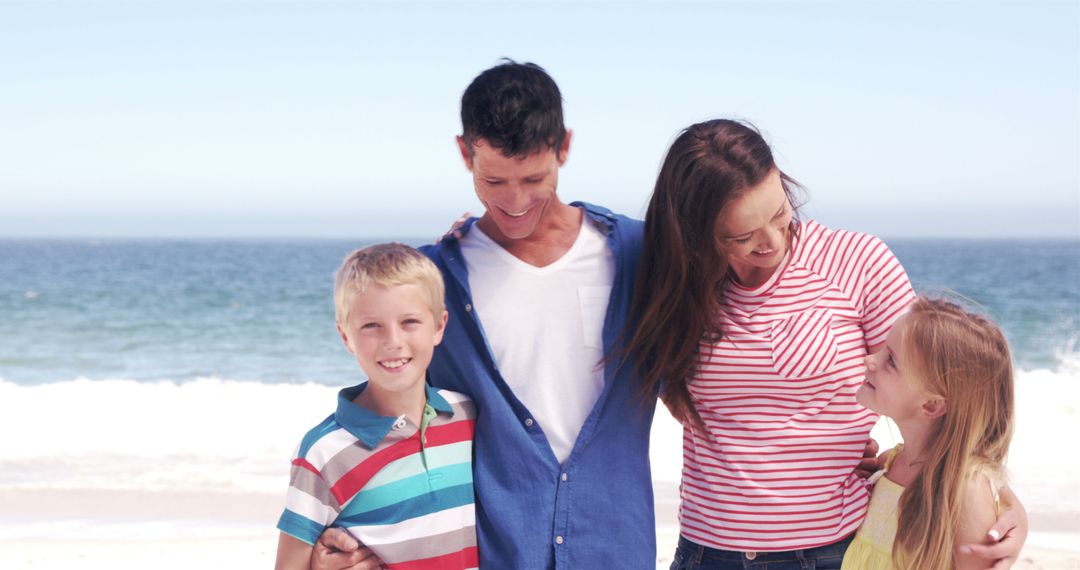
left=1, top=237, right=1078, bottom=539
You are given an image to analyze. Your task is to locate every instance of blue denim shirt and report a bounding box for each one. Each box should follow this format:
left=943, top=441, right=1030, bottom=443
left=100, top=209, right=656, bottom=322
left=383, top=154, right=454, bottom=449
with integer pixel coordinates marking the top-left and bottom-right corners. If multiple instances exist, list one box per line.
left=419, top=202, right=657, bottom=569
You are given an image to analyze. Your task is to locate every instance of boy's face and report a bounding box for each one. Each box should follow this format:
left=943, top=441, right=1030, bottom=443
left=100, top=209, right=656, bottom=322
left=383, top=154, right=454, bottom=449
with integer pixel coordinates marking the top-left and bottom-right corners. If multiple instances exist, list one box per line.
left=337, top=283, right=448, bottom=401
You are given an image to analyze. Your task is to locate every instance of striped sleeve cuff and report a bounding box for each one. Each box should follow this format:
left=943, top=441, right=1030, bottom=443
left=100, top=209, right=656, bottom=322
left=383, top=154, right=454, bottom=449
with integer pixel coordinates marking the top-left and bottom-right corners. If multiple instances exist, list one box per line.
left=277, top=509, right=326, bottom=546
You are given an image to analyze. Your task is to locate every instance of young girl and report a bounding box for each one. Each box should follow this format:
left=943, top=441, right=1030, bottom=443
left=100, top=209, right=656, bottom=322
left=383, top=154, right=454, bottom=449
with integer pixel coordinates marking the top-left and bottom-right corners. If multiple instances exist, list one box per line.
left=842, top=297, right=1015, bottom=569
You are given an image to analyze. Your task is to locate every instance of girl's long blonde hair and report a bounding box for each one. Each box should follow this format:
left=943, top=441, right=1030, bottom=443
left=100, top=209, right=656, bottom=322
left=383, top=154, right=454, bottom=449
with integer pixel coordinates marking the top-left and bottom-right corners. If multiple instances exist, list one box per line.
left=893, top=297, right=1015, bottom=569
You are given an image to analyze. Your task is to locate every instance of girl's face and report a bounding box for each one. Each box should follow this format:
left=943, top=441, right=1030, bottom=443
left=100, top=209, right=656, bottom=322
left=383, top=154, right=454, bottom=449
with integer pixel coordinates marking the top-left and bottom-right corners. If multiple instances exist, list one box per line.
left=714, top=169, right=793, bottom=286
left=857, top=314, right=934, bottom=422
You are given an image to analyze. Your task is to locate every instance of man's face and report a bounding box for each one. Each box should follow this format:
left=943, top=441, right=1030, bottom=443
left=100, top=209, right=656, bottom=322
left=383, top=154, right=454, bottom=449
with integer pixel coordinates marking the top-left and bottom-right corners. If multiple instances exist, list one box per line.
left=457, top=135, right=570, bottom=241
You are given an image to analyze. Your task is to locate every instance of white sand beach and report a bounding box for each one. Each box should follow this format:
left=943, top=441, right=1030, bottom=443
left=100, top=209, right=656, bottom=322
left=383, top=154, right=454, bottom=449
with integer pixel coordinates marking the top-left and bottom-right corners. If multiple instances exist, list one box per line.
left=0, top=484, right=1077, bottom=569
left=1, top=372, right=1077, bottom=569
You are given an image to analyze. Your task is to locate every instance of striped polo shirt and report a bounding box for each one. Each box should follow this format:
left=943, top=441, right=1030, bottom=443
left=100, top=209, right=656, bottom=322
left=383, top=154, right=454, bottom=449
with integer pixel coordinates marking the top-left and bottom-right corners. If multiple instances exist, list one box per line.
left=680, top=219, right=915, bottom=552
left=277, top=382, right=478, bottom=569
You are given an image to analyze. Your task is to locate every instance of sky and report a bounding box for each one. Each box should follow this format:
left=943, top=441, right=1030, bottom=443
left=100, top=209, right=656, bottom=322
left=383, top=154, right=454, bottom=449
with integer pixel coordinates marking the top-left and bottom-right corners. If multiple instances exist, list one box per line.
left=0, top=0, right=1077, bottom=239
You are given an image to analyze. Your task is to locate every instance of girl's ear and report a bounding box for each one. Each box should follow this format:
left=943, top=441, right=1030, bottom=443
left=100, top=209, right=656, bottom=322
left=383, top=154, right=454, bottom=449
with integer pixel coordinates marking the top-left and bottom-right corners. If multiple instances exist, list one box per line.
left=921, top=397, right=947, bottom=419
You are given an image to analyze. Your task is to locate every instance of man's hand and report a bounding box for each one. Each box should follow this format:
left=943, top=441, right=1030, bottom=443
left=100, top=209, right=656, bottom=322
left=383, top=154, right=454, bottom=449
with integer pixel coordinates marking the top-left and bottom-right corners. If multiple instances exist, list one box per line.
left=311, top=527, right=382, bottom=570
left=854, top=438, right=882, bottom=480
left=959, top=489, right=1028, bottom=570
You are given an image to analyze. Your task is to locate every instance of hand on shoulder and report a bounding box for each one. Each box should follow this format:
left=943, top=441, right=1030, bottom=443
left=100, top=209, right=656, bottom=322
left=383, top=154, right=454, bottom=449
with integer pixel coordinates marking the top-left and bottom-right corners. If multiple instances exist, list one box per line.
left=956, top=473, right=1026, bottom=570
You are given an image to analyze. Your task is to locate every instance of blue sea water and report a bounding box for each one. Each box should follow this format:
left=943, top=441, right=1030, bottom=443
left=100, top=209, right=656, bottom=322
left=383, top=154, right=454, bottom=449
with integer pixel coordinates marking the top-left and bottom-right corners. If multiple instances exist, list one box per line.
left=1, top=237, right=1078, bottom=524
left=0, top=238, right=1077, bottom=386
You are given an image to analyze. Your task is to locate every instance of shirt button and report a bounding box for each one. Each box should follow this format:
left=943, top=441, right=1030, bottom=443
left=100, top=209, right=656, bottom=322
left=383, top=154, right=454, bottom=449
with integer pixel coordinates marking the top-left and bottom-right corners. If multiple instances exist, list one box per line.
left=393, top=418, right=407, bottom=430
left=745, top=552, right=757, bottom=560
left=555, top=536, right=564, bottom=545
left=561, top=473, right=568, bottom=482
left=464, top=303, right=472, bottom=312
left=524, top=418, right=534, bottom=427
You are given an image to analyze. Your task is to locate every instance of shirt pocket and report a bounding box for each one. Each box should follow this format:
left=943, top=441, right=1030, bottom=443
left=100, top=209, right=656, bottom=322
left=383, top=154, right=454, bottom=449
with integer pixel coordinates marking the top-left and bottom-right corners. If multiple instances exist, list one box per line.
left=768, top=309, right=839, bottom=378
left=578, top=286, right=612, bottom=350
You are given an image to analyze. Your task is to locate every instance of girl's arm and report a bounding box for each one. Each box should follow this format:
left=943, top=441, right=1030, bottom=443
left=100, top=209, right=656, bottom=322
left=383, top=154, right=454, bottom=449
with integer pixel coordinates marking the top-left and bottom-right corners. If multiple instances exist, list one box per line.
left=956, top=476, right=1027, bottom=570
left=276, top=532, right=315, bottom=570
left=960, top=486, right=1029, bottom=570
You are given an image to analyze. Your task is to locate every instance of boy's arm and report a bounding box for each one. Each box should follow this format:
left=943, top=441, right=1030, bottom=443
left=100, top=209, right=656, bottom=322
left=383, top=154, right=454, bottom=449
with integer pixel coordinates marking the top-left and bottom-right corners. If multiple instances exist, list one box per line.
left=276, top=532, right=315, bottom=570
left=957, top=478, right=1027, bottom=570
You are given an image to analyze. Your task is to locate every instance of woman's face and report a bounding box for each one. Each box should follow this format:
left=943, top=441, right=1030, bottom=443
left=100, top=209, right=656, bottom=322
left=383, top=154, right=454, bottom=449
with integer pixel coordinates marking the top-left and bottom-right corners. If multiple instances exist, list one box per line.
left=714, top=169, right=793, bottom=286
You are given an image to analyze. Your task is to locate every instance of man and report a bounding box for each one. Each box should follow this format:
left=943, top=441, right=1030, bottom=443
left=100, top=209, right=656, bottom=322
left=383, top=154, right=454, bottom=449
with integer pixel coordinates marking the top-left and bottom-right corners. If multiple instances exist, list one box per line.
left=314, top=60, right=656, bottom=569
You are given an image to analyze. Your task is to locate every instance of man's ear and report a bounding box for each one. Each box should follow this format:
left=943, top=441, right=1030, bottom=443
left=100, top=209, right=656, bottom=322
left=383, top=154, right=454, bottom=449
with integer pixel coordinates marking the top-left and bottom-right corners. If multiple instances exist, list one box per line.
left=456, top=136, right=474, bottom=170
left=557, top=129, right=573, bottom=166
left=921, top=397, right=947, bottom=419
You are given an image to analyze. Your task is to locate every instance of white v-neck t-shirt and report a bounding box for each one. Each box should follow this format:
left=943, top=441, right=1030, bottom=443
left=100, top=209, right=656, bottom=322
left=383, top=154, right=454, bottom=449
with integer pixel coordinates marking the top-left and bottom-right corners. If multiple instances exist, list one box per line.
left=459, top=215, right=614, bottom=465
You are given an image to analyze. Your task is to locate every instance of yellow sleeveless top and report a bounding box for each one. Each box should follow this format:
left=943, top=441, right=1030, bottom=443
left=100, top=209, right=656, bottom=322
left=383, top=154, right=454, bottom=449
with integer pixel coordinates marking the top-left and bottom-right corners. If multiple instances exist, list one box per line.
left=841, top=445, right=1004, bottom=569
left=841, top=445, right=905, bottom=570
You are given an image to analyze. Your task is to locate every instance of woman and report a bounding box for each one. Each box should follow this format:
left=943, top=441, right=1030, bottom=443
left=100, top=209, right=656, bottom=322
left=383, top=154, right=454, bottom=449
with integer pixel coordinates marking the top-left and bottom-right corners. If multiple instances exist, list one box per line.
left=628, top=119, right=1026, bottom=569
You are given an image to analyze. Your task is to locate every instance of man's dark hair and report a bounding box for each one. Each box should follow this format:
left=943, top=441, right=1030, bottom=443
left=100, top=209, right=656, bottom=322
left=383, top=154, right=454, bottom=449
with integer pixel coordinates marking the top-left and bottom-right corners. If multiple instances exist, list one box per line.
left=460, top=59, right=566, bottom=158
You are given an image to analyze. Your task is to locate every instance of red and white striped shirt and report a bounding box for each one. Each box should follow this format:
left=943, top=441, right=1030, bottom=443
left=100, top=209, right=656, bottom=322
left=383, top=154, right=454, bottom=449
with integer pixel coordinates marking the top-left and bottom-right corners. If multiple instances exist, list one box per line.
left=680, top=220, right=915, bottom=552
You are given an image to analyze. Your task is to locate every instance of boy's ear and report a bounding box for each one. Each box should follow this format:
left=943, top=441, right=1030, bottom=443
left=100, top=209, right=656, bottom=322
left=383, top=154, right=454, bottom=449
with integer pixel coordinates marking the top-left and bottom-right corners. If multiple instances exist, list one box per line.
left=921, top=397, right=947, bottom=419
left=432, top=310, right=449, bottom=346
left=336, top=323, right=353, bottom=353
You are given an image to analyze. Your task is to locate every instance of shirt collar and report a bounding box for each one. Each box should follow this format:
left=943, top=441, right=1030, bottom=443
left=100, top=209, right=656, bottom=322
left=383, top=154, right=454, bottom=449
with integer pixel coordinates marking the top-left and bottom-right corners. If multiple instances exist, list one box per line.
left=334, top=381, right=454, bottom=449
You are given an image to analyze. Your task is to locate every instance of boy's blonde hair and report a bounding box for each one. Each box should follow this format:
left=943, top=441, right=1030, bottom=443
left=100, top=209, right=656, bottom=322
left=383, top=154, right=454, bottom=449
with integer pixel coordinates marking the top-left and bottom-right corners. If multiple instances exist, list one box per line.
left=893, top=297, right=1015, bottom=570
left=333, top=243, right=446, bottom=326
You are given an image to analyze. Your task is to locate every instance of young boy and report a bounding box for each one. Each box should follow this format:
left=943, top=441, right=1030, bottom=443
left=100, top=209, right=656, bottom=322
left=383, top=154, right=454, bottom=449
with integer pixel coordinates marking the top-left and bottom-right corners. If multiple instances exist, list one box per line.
left=275, top=243, right=478, bottom=570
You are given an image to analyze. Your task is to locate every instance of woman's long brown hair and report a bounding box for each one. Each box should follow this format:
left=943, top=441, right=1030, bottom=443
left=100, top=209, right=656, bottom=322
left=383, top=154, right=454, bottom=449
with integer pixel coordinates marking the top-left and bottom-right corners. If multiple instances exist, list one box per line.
left=625, top=119, right=801, bottom=423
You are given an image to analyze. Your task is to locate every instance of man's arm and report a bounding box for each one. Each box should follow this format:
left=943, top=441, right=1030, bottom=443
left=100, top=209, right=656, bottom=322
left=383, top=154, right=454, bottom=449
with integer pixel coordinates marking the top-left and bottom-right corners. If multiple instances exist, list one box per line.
left=310, top=527, right=382, bottom=570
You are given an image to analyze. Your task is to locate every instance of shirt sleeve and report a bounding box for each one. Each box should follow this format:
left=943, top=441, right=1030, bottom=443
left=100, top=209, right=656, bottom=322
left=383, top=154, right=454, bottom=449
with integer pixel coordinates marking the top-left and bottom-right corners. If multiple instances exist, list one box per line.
left=276, top=455, right=341, bottom=546
left=858, top=237, right=917, bottom=348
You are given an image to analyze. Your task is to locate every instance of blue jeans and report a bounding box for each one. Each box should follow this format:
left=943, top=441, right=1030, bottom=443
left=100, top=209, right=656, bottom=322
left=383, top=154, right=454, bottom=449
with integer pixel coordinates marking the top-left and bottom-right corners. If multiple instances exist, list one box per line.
left=669, top=534, right=854, bottom=570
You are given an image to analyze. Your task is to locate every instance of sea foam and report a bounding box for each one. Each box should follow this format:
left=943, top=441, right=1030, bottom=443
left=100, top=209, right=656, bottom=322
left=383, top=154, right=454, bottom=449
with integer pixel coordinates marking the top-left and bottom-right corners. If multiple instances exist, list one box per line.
left=1, top=367, right=1078, bottom=519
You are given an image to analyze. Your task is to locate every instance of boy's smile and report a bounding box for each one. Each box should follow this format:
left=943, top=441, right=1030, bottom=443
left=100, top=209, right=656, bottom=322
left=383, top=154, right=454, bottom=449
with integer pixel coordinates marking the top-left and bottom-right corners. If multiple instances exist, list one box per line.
left=378, top=357, right=412, bottom=371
